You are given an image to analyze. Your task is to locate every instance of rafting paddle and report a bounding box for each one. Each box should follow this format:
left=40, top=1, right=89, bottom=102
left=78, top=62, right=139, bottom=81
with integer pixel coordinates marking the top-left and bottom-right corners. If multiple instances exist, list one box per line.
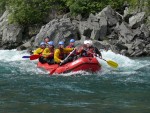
left=83, top=49, right=118, bottom=68
left=29, top=55, right=40, bottom=60
left=96, top=57, right=118, bottom=68
left=22, top=55, right=40, bottom=60
left=22, top=56, right=30, bottom=58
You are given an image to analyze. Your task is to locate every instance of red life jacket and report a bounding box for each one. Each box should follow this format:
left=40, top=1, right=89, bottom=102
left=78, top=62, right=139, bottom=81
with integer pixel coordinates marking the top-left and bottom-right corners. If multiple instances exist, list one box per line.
left=59, top=48, right=64, bottom=60
left=76, top=44, right=86, bottom=56
left=87, top=47, right=95, bottom=57
left=66, top=45, right=75, bottom=56
left=66, top=44, right=74, bottom=48
left=48, top=48, right=54, bottom=58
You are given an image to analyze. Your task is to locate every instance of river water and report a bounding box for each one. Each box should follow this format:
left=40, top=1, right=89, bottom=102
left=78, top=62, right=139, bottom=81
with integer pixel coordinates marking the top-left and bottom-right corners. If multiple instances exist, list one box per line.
left=0, top=50, right=150, bottom=113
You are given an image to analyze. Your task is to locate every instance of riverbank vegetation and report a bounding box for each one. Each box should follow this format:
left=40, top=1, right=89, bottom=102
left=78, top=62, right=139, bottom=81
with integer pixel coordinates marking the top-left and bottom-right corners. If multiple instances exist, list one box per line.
left=0, top=0, right=149, bottom=25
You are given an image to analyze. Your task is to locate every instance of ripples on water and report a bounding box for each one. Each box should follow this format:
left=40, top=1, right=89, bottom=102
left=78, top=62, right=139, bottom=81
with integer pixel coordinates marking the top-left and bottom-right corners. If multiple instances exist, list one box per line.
left=0, top=50, right=150, bottom=113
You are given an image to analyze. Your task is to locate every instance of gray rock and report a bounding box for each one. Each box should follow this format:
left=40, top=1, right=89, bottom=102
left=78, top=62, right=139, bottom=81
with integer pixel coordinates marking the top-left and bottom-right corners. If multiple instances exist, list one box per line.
left=148, top=16, right=150, bottom=31
left=131, top=39, right=147, bottom=54
left=140, top=24, right=149, bottom=38
left=110, top=45, right=120, bottom=54
left=34, top=18, right=78, bottom=47
left=0, top=10, right=23, bottom=49
left=118, top=22, right=134, bottom=43
left=125, top=44, right=133, bottom=49
left=17, top=41, right=32, bottom=50
left=129, top=12, right=145, bottom=29
left=91, top=17, right=107, bottom=40
left=96, top=5, right=121, bottom=27
left=88, top=13, right=99, bottom=22
left=17, top=36, right=35, bottom=51
left=130, top=49, right=147, bottom=57
left=79, top=21, right=89, bottom=36
left=146, top=44, right=150, bottom=48
left=120, top=49, right=128, bottom=55
left=115, top=43, right=128, bottom=51
left=133, top=28, right=141, bottom=37
left=127, top=48, right=134, bottom=55
left=79, top=13, right=107, bottom=40
left=93, top=40, right=110, bottom=49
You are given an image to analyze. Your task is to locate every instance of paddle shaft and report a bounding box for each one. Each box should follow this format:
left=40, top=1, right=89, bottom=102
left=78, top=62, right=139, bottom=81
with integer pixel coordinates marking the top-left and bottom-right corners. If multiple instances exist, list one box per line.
left=50, top=49, right=76, bottom=75
left=22, top=55, right=41, bottom=60
left=22, top=56, right=30, bottom=58
left=60, top=49, right=76, bottom=65
left=83, top=48, right=118, bottom=68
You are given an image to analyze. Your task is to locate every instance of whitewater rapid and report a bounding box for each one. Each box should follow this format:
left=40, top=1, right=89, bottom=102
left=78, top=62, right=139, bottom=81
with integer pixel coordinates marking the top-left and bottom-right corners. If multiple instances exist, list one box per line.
left=0, top=49, right=149, bottom=76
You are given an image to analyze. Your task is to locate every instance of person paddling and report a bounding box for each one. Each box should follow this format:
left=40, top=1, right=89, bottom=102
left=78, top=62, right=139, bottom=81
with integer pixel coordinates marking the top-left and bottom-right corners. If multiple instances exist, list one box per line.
left=85, top=40, right=102, bottom=58
left=40, top=41, right=55, bottom=64
left=33, top=42, right=46, bottom=55
left=77, top=40, right=102, bottom=58
left=66, top=39, right=75, bottom=48
left=54, top=41, right=74, bottom=65
left=44, top=37, right=50, bottom=47
left=66, top=39, right=77, bottom=61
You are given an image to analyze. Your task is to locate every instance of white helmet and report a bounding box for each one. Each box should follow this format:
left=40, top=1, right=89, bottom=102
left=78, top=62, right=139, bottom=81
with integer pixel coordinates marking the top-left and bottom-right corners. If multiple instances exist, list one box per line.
left=84, top=40, right=93, bottom=45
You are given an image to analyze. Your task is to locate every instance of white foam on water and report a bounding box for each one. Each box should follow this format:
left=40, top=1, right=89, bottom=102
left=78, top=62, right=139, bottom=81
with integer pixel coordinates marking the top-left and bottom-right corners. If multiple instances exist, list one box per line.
left=0, top=49, right=30, bottom=61
left=97, top=50, right=149, bottom=75
left=0, top=50, right=48, bottom=75
left=0, top=50, right=149, bottom=76
left=56, top=70, right=90, bottom=76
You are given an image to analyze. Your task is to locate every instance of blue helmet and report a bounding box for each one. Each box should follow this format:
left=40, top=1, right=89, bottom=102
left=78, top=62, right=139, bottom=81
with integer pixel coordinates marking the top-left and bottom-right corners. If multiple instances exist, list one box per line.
left=58, top=41, right=64, bottom=45
left=48, top=41, right=54, bottom=46
left=70, top=39, right=75, bottom=43
left=40, top=42, right=45, bottom=46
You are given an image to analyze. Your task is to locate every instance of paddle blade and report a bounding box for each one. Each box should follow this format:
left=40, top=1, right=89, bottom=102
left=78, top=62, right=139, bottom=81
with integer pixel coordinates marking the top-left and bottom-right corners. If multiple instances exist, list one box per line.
left=107, top=60, right=118, bottom=68
left=30, top=55, right=40, bottom=60
left=49, top=68, right=56, bottom=75
left=22, top=56, right=30, bottom=58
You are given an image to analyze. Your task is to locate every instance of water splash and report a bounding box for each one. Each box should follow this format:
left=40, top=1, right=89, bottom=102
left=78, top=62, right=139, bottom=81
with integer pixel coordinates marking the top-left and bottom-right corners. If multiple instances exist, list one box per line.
left=96, top=50, right=150, bottom=76
left=0, top=50, right=149, bottom=76
left=0, top=50, right=47, bottom=75
left=0, top=49, right=30, bottom=61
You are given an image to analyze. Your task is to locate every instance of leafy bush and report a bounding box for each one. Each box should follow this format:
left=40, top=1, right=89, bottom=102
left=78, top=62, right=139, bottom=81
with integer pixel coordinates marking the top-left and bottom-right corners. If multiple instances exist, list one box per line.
left=0, top=0, right=149, bottom=25
left=8, top=0, right=64, bottom=25
left=0, top=0, right=7, bottom=14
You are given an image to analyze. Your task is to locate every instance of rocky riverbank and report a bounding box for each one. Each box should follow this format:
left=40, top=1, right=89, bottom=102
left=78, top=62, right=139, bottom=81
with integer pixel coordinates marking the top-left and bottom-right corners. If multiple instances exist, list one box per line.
left=0, top=6, right=149, bottom=57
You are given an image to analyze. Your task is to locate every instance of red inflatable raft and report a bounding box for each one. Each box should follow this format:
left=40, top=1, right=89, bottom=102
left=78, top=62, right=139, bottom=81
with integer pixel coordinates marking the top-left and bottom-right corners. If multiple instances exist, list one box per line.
left=37, top=57, right=101, bottom=75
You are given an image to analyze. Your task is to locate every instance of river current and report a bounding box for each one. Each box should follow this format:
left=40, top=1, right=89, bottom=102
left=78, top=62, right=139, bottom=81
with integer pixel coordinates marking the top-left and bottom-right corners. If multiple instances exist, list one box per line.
left=0, top=50, right=150, bottom=113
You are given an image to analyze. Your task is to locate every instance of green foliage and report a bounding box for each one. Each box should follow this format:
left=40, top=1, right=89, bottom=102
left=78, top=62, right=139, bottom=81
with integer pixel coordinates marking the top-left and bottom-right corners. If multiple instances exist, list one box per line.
left=7, top=0, right=66, bottom=25
left=0, top=0, right=7, bottom=13
left=146, top=0, right=150, bottom=15
left=64, top=0, right=109, bottom=16
left=0, top=0, right=149, bottom=25
left=128, top=0, right=150, bottom=15
left=63, top=0, right=133, bottom=16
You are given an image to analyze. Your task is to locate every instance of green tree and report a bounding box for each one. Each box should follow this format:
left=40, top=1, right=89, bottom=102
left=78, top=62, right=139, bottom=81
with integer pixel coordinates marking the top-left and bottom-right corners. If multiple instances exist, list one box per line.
left=63, top=0, right=131, bottom=16
left=1, top=0, right=149, bottom=25
left=0, top=0, right=7, bottom=14
left=8, top=0, right=66, bottom=25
